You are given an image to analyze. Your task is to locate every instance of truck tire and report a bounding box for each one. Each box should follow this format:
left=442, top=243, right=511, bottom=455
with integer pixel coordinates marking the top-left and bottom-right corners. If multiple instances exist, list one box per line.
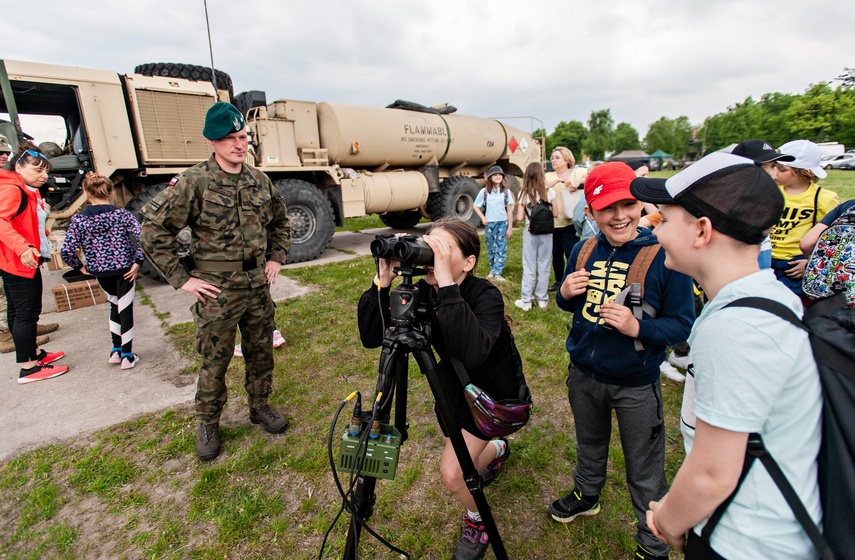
left=378, top=210, right=422, bottom=229
left=428, top=175, right=480, bottom=228
left=273, top=179, right=335, bottom=264
left=125, top=183, right=191, bottom=282
left=134, top=62, right=234, bottom=99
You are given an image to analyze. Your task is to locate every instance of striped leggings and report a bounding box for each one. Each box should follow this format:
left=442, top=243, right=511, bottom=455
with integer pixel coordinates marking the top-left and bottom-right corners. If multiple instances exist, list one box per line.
left=97, top=275, right=135, bottom=355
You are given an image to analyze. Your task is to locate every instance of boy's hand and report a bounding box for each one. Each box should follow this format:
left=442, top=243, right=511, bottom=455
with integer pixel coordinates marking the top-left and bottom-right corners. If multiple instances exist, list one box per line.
left=506, top=224, right=513, bottom=239
left=785, top=259, right=807, bottom=279
left=599, top=301, right=640, bottom=337
left=647, top=499, right=686, bottom=552
left=559, top=270, right=589, bottom=299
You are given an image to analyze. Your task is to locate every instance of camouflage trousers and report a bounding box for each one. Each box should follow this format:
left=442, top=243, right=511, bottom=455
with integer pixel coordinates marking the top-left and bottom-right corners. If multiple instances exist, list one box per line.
left=191, top=284, right=276, bottom=423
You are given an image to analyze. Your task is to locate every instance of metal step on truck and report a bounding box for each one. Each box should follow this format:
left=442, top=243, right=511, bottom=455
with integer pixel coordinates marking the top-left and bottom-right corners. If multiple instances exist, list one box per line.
left=0, top=59, right=542, bottom=279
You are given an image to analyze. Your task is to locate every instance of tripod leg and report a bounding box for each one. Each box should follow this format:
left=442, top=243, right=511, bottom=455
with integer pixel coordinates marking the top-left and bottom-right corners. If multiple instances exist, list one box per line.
left=343, top=337, right=409, bottom=560
left=414, top=349, right=509, bottom=560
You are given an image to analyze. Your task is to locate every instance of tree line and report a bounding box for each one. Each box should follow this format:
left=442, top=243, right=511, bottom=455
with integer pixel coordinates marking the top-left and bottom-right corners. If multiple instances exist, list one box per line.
left=536, top=68, right=855, bottom=162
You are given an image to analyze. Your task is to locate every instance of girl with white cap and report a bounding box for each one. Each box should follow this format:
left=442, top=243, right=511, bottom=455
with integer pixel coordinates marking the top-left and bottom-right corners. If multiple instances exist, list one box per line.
left=768, top=139, right=838, bottom=297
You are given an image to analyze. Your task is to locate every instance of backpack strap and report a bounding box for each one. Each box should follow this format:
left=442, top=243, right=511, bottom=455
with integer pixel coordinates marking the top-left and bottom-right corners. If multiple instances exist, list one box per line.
left=724, top=297, right=807, bottom=331
left=719, top=297, right=834, bottom=560
left=574, top=237, right=597, bottom=271
left=575, top=239, right=659, bottom=351
left=14, top=186, right=27, bottom=218
left=626, top=243, right=660, bottom=299
left=812, top=186, right=821, bottom=227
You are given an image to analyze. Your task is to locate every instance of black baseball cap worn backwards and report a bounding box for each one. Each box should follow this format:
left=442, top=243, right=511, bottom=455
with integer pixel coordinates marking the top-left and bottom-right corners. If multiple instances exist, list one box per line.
left=203, top=102, right=246, bottom=141
left=629, top=152, right=784, bottom=245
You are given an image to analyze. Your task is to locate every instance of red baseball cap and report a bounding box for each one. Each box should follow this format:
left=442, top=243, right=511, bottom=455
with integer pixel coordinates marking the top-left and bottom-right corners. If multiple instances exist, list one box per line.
left=583, top=162, right=638, bottom=211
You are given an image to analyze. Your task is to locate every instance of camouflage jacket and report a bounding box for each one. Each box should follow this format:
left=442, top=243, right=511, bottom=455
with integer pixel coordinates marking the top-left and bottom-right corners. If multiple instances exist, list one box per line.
left=139, top=155, right=291, bottom=290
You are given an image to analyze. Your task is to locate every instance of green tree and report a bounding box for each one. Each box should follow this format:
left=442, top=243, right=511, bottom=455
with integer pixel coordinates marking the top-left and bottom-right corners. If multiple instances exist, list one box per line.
left=644, top=116, right=694, bottom=159
left=547, top=120, right=587, bottom=159
left=611, top=122, right=641, bottom=154
left=582, top=109, right=614, bottom=160
left=783, top=82, right=838, bottom=143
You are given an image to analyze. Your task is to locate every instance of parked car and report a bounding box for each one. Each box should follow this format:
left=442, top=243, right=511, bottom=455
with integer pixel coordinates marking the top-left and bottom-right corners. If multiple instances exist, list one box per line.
left=822, top=153, right=855, bottom=169
left=839, top=159, right=855, bottom=170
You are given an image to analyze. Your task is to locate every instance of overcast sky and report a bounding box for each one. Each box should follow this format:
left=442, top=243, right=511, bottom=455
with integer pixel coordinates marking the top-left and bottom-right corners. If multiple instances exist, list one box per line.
left=2, top=0, right=852, bottom=143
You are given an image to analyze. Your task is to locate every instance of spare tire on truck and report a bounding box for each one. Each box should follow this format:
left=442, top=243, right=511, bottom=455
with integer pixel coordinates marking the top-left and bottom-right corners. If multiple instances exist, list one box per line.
left=125, top=183, right=191, bottom=283
left=273, top=179, right=335, bottom=264
left=134, top=62, right=234, bottom=100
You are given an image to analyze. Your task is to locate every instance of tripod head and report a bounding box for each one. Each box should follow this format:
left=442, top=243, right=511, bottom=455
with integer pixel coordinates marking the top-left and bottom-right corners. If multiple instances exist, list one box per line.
left=389, top=265, right=428, bottom=329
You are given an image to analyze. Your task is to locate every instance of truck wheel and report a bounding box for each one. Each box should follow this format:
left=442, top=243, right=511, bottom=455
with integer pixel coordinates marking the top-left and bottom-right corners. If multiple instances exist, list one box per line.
left=273, top=179, right=335, bottom=264
left=378, top=210, right=422, bottom=229
left=126, top=183, right=191, bottom=282
left=134, top=62, right=234, bottom=99
left=429, top=175, right=481, bottom=228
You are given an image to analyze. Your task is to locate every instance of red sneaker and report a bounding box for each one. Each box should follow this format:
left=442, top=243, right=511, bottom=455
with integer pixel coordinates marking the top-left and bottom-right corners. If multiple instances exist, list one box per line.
left=35, top=349, right=65, bottom=366
left=18, top=363, right=69, bottom=384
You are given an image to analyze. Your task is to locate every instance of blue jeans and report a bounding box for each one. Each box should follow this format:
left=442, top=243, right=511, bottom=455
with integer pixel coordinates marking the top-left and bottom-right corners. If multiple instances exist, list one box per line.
left=771, top=256, right=805, bottom=296
left=485, top=221, right=508, bottom=276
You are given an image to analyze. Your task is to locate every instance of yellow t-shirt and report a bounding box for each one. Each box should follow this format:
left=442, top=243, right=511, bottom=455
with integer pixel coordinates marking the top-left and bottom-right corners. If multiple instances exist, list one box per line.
left=769, top=184, right=839, bottom=260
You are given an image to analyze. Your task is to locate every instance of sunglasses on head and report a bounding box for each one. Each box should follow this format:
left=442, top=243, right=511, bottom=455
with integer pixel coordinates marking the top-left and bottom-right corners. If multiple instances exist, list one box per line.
left=24, top=149, right=47, bottom=160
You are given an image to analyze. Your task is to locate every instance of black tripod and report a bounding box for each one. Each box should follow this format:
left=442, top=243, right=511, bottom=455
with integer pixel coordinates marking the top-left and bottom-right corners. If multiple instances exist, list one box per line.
left=343, top=267, right=508, bottom=560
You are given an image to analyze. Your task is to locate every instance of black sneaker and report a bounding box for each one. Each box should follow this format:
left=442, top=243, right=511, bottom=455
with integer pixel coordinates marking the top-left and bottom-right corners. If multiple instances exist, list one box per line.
left=196, top=422, right=220, bottom=461
left=547, top=488, right=601, bottom=523
left=452, top=514, right=488, bottom=560
left=250, top=404, right=289, bottom=434
left=635, top=544, right=668, bottom=560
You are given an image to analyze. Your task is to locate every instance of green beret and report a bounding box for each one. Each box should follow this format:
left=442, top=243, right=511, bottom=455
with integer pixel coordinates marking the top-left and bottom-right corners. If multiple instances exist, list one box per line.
left=203, top=102, right=246, bottom=140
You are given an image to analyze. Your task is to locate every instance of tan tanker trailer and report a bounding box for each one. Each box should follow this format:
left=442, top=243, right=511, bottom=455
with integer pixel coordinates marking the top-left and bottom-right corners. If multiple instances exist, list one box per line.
left=0, top=59, right=542, bottom=276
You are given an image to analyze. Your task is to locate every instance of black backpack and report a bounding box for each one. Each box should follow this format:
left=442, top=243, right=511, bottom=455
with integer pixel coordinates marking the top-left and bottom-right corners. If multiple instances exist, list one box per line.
left=524, top=200, right=553, bottom=235
left=710, top=294, right=855, bottom=560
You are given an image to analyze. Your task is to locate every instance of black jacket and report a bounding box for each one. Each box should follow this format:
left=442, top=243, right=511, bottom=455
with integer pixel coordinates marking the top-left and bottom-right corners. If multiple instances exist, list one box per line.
left=358, top=275, right=526, bottom=404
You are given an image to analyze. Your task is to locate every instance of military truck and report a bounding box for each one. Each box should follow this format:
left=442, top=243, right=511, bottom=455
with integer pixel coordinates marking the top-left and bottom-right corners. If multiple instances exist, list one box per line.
left=0, top=59, right=542, bottom=276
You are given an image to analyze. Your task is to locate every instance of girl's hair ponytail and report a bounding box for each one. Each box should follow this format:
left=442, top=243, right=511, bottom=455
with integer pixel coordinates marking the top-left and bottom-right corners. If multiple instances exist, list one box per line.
left=82, top=173, right=114, bottom=201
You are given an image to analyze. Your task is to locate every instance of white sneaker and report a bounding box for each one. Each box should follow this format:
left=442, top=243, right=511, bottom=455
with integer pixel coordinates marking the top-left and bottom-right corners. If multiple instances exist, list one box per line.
left=667, top=352, right=690, bottom=369
left=514, top=299, right=532, bottom=311
left=273, top=329, right=285, bottom=348
left=121, top=354, right=140, bottom=370
left=492, top=275, right=506, bottom=282
left=660, top=361, right=685, bottom=383
left=537, top=300, right=548, bottom=310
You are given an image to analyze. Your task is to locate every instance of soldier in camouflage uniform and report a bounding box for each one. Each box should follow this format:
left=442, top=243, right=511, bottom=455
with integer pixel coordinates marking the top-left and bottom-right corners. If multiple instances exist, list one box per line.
left=139, top=102, right=291, bottom=461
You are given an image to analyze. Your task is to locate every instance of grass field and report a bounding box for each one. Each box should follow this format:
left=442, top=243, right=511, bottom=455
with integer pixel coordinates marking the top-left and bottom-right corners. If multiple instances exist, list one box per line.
left=1, top=173, right=852, bottom=559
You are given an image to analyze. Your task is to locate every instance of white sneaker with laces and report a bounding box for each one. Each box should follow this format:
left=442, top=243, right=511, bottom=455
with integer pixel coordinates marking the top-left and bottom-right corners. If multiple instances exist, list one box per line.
left=514, top=299, right=532, bottom=311
left=660, top=361, right=685, bottom=382
left=537, top=300, right=548, bottom=310
left=667, top=352, right=691, bottom=369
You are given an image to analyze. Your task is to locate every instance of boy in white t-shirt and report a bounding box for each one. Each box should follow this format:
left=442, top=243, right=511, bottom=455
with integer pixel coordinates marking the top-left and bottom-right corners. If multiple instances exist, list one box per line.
left=630, top=153, right=822, bottom=559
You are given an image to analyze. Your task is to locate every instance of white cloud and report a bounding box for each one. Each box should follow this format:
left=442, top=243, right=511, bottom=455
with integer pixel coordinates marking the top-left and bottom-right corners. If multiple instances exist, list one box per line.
left=2, top=0, right=851, bottom=145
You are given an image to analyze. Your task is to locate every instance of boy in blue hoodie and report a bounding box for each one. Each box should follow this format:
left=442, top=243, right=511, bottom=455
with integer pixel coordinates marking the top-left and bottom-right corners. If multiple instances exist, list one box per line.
left=548, top=162, right=695, bottom=560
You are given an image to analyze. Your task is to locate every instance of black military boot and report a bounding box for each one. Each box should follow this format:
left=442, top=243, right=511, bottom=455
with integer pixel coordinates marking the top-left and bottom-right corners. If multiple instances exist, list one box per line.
left=249, top=404, right=289, bottom=433
left=196, top=422, right=221, bottom=461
